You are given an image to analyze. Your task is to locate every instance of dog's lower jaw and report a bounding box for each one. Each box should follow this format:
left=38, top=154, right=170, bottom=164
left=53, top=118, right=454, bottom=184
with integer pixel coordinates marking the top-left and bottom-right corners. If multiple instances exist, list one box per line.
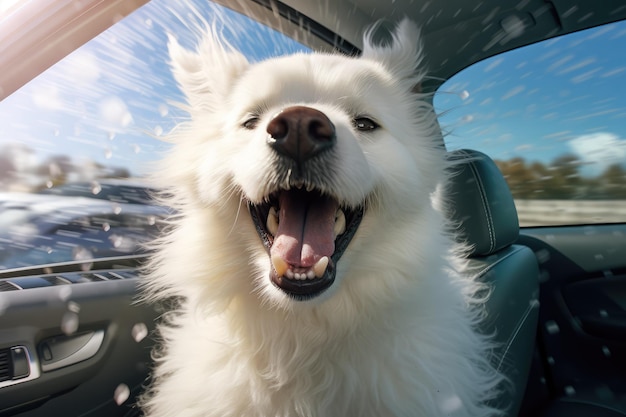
left=249, top=190, right=364, bottom=301
left=269, top=256, right=336, bottom=301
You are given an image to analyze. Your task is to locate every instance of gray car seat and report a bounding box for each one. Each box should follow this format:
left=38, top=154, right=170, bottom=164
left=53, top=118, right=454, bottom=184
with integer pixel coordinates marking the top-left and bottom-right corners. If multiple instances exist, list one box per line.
left=447, top=149, right=540, bottom=416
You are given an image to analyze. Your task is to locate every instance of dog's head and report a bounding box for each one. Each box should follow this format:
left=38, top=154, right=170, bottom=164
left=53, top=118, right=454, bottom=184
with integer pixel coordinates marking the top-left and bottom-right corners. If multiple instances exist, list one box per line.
left=158, top=20, right=446, bottom=308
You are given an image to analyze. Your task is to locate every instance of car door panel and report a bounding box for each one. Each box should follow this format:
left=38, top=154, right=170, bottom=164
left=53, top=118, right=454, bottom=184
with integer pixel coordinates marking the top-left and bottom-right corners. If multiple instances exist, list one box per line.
left=517, top=225, right=626, bottom=413
left=0, top=271, right=157, bottom=416
left=563, top=278, right=626, bottom=342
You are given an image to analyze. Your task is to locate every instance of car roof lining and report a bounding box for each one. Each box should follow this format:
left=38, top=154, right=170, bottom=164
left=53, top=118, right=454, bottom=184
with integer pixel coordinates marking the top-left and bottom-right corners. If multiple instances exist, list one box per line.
left=217, top=0, right=626, bottom=91
left=0, top=0, right=150, bottom=101
left=1, top=0, right=625, bottom=101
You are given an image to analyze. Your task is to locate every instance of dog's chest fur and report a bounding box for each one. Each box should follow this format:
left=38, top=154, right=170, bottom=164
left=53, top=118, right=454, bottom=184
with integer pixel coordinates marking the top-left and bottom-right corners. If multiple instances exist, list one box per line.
left=144, top=257, right=499, bottom=417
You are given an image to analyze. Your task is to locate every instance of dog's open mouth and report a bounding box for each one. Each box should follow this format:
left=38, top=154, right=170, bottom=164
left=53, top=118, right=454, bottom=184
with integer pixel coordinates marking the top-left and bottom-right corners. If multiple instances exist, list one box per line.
left=249, top=188, right=364, bottom=300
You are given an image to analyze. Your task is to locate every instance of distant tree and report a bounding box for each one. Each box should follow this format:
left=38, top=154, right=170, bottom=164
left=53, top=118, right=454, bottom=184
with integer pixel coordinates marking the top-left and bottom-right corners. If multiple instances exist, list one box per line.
left=528, top=161, right=551, bottom=198
left=598, top=164, right=626, bottom=198
left=495, top=153, right=626, bottom=200
left=542, top=154, right=582, bottom=199
left=36, top=155, right=74, bottom=186
left=496, top=158, right=534, bottom=199
left=0, top=154, right=15, bottom=182
left=496, top=158, right=554, bottom=199
left=108, top=166, right=131, bottom=178
left=49, top=155, right=74, bottom=175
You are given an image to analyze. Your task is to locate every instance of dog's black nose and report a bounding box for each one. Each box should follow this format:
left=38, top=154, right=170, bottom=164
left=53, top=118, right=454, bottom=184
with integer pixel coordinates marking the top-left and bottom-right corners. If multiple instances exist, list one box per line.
left=266, top=106, right=336, bottom=163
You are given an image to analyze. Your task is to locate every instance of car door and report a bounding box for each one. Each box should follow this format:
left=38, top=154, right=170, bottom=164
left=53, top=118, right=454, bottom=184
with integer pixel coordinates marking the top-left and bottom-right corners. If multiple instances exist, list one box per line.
left=517, top=224, right=626, bottom=414
left=0, top=265, right=158, bottom=416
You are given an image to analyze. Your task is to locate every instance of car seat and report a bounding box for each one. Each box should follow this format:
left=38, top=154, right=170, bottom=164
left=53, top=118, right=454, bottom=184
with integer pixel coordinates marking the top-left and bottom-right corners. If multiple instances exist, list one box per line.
left=447, top=149, right=541, bottom=416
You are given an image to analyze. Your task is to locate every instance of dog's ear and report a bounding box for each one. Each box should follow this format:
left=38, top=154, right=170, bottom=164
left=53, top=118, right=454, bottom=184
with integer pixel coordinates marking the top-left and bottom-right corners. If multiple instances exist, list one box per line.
left=361, top=19, right=425, bottom=87
left=168, top=31, right=248, bottom=110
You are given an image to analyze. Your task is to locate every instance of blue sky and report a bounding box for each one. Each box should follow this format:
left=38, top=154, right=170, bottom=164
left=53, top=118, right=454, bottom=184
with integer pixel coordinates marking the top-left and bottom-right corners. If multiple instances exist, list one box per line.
left=0, top=0, right=625, bottom=180
left=434, top=22, right=626, bottom=176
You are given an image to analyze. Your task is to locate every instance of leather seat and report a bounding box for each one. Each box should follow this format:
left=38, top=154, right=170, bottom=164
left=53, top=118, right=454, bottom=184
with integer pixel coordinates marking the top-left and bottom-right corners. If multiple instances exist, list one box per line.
left=447, top=149, right=540, bottom=416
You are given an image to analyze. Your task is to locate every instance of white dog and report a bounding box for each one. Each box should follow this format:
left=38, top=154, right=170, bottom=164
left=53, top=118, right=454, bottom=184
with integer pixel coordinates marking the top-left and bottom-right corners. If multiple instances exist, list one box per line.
left=140, top=19, right=504, bottom=417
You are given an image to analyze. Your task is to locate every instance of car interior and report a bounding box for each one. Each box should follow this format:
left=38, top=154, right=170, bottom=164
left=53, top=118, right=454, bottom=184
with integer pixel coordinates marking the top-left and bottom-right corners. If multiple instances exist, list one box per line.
left=1, top=0, right=625, bottom=416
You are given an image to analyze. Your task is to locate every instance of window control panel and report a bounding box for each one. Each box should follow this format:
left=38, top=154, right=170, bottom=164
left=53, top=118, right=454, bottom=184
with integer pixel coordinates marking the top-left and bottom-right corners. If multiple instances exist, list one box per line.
left=0, top=345, right=40, bottom=388
left=0, top=330, right=104, bottom=389
left=10, top=347, right=30, bottom=379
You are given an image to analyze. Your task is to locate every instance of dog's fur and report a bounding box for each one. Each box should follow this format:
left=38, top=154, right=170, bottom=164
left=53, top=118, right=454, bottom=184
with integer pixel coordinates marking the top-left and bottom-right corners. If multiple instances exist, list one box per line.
left=140, top=19, right=503, bottom=417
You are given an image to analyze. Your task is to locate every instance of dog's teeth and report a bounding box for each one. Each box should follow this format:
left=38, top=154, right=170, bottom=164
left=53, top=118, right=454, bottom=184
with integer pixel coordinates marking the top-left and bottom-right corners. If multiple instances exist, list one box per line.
left=334, top=209, right=346, bottom=237
left=313, top=256, right=329, bottom=278
left=271, top=255, right=289, bottom=278
left=277, top=257, right=329, bottom=280
left=266, top=207, right=279, bottom=236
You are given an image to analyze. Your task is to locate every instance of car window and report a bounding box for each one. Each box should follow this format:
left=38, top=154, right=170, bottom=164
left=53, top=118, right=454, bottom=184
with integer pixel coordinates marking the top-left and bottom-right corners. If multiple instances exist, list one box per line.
left=435, top=21, right=626, bottom=227
left=0, top=0, right=308, bottom=270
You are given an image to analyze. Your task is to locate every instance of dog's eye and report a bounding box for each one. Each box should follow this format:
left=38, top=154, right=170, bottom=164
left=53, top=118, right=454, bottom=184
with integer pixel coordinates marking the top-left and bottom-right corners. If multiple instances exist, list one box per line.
left=353, top=117, right=379, bottom=132
left=242, top=116, right=260, bottom=130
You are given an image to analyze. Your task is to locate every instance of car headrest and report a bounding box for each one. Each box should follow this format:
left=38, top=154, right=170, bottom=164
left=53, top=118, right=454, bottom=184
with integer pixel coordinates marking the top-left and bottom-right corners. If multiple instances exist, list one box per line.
left=447, top=149, right=519, bottom=257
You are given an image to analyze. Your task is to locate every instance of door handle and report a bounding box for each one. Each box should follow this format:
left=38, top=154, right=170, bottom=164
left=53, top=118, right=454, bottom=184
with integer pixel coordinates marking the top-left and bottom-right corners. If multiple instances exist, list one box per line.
left=39, top=330, right=105, bottom=372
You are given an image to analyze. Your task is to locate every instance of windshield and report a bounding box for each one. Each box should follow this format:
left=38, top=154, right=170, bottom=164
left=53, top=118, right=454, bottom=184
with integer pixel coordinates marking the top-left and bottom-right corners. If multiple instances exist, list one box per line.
left=0, top=0, right=308, bottom=270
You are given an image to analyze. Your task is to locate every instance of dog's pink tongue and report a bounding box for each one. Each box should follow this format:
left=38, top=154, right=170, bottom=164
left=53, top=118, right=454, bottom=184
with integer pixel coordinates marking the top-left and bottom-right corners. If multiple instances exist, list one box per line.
left=271, top=191, right=338, bottom=267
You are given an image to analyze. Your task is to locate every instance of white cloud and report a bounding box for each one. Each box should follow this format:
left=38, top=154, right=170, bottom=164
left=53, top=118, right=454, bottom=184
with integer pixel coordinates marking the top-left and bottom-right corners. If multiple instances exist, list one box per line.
left=568, top=132, right=626, bottom=176
left=557, top=57, right=596, bottom=75
left=502, top=85, right=525, bottom=100
left=484, top=58, right=504, bottom=72
left=601, top=67, right=626, bottom=78
left=571, top=68, right=601, bottom=84
left=547, top=54, right=574, bottom=72
left=64, top=49, right=101, bottom=86
left=32, top=84, right=63, bottom=110
left=99, top=96, right=133, bottom=130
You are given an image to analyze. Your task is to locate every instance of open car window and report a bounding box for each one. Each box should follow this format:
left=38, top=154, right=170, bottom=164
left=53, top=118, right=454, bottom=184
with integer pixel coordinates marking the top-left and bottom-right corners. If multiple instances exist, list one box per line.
left=0, top=0, right=308, bottom=271
left=435, top=21, right=626, bottom=227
